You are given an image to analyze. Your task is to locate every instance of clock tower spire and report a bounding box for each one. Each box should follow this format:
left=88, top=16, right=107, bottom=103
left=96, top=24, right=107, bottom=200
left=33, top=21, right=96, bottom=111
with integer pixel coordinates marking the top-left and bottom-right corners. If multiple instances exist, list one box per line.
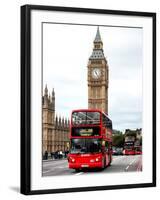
left=87, top=27, right=109, bottom=114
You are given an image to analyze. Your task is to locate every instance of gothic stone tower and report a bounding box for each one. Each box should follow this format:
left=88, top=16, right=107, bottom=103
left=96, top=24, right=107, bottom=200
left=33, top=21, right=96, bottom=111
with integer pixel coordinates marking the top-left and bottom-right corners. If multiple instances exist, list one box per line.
left=87, top=27, right=109, bottom=114
left=42, top=85, right=55, bottom=154
left=42, top=85, right=70, bottom=157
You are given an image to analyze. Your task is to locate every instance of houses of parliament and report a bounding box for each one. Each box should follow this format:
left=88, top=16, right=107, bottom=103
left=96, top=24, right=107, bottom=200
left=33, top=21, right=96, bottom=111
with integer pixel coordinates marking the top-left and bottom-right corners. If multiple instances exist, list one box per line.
left=42, top=27, right=109, bottom=156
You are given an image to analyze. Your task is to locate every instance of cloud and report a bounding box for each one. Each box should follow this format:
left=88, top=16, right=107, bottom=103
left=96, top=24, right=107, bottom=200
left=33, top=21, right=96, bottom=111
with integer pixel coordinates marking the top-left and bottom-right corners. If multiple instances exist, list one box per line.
left=109, top=94, right=142, bottom=132
left=43, top=24, right=143, bottom=132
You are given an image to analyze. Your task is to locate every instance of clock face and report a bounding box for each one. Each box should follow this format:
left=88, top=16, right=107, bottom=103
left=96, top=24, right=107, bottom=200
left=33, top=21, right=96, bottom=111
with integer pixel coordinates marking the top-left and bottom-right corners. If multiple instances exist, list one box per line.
left=92, top=68, right=101, bottom=79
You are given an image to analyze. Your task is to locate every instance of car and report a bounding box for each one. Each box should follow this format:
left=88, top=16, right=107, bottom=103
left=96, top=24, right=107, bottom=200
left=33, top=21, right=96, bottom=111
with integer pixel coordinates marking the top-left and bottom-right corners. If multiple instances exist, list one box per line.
left=112, top=147, right=123, bottom=155
left=112, top=149, right=117, bottom=155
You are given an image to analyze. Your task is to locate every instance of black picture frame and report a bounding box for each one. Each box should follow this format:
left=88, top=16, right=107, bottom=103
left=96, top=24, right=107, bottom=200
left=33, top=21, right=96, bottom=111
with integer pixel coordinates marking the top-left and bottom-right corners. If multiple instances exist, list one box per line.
left=21, top=4, right=156, bottom=195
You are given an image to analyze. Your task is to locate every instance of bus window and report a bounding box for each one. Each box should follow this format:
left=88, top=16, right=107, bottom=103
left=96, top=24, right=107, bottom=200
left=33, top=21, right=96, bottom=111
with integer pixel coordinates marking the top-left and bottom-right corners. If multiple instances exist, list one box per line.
left=106, top=119, right=112, bottom=130
left=72, top=111, right=100, bottom=125
left=102, top=114, right=107, bottom=126
left=102, top=114, right=112, bottom=130
left=102, top=141, right=109, bottom=152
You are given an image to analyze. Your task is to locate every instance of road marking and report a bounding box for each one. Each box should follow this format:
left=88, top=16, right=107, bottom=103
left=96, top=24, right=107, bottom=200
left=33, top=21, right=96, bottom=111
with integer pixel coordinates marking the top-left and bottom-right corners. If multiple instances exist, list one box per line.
left=129, top=158, right=136, bottom=166
left=43, top=169, right=53, bottom=174
left=125, top=157, right=137, bottom=171
left=125, top=165, right=129, bottom=171
left=58, top=166, right=67, bottom=169
left=74, top=172, right=84, bottom=176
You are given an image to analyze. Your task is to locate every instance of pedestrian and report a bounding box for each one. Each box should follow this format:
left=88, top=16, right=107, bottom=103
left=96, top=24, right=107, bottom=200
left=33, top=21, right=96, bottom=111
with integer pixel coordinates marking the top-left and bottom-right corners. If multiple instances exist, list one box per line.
left=51, top=152, right=53, bottom=159
left=59, top=150, right=63, bottom=159
left=58, top=151, right=60, bottom=159
left=45, top=150, right=48, bottom=160
left=55, top=150, right=58, bottom=159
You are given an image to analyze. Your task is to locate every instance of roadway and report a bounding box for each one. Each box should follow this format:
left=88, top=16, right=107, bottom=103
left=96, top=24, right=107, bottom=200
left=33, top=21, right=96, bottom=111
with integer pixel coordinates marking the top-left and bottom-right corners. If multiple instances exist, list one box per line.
left=42, top=155, right=142, bottom=177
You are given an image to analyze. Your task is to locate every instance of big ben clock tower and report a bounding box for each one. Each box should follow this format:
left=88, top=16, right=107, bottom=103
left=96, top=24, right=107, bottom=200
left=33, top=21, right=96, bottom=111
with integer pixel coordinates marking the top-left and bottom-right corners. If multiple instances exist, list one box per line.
left=87, top=27, right=109, bottom=114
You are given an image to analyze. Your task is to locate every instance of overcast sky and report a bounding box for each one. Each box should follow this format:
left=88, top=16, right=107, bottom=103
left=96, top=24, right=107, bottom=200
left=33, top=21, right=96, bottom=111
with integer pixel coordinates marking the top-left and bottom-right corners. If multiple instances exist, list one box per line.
left=43, top=23, right=143, bottom=132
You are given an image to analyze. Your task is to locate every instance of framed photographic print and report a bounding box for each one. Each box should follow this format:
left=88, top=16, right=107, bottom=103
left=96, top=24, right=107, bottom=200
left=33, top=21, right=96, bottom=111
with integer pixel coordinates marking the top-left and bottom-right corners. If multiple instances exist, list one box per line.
left=21, top=4, right=156, bottom=195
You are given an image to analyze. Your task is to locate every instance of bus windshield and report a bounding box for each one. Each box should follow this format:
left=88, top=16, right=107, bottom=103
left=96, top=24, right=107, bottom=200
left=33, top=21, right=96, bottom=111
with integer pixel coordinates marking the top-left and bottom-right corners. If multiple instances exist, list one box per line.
left=124, top=146, right=133, bottom=150
left=72, top=111, right=100, bottom=125
left=124, top=142, right=134, bottom=149
left=70, top=138, right=101, bottom=154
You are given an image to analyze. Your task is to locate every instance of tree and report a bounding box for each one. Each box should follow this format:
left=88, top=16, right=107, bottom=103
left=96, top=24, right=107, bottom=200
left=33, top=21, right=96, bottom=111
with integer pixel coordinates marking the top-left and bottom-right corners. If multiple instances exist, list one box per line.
left=139, top=136, right=142, bottom=145
left=113, top=129, right=123, bottom=135
left=112, top=131, right=124, bottom=148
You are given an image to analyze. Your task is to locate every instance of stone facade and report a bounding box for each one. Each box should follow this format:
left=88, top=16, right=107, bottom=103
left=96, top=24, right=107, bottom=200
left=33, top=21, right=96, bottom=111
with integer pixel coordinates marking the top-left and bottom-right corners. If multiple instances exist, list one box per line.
left=87, top=27, right=109, bottom=114
left=42, top=85, right=70, bottom=156
left=124, top=128, right=142, bottom=145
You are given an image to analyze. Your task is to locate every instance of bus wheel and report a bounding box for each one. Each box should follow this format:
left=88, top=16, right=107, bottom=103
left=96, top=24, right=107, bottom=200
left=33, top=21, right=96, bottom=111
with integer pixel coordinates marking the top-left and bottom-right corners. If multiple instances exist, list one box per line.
left=75, top=169, right=80, bottom=172
left=108, top=155, right=111, bottom=166
left=102, top=158, right=106, bottom=170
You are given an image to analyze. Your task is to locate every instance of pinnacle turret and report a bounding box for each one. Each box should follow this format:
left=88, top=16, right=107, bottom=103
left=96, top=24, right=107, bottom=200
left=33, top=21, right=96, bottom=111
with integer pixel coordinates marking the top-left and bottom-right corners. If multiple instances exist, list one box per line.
left=94, top=26, right=102, bottom=43
left=90, top=27, right=105, bottom=60
left=52, top=88, right=55, bottom=98
left=44, top=84, right=48, bottom=96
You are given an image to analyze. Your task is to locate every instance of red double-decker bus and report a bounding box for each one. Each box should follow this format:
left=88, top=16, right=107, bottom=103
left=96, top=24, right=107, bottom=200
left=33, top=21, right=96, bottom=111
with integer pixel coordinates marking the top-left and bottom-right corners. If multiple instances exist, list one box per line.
left=123, top=141, right=135, bottom=155
left=67, top=109, right=113, bottom=171
left=135, top=146, right=142, bottom=155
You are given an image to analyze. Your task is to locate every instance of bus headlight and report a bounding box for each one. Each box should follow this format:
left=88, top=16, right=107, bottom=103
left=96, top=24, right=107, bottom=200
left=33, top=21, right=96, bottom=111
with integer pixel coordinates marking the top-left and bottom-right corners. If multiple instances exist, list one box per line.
left=69, top=157, right=75, bottom=163
left=95, top=157, right=101, bottom=162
